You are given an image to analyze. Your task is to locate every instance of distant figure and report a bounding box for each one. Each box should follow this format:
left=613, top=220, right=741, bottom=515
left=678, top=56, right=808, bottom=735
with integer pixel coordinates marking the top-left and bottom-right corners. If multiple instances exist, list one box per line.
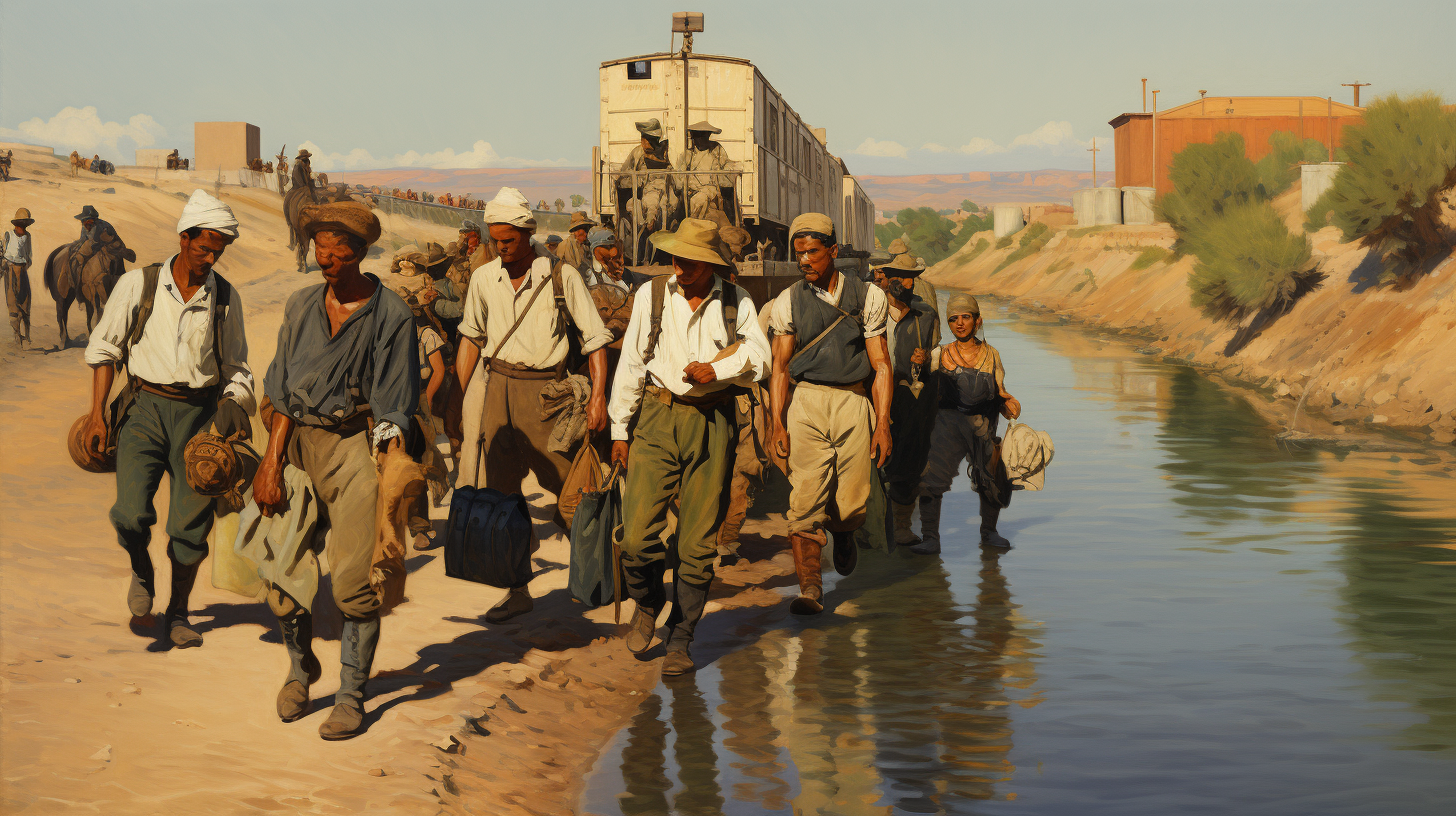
left=684, top=120, right=737, bottom=222
left=536, top=199, right=549, bottom=211
left=2, top=208, right=34, bottom=348
left=614, top=118, right=677, bottom=255
left=276, top=147, right=289, bottom=194
left=71, top=204, right=128, bottom=284
left=291, top=149, right=315, bottom=197
left=165, top=149, right=182, bottom=170
left=553, top=198, right=564, bottom=213
left=557, top=211, right=595, bottom=273
left=0, top=148, right=11, bottom=182
left=544, top=234, right=562, bottom=254
left=70, top=150, right=84, bottom=177
left=316, top=172, right=328, bottom=187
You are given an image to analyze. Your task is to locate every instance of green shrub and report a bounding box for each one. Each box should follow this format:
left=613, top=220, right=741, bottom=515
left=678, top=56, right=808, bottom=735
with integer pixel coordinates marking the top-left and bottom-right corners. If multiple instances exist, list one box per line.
left=1326, top=93, right=1456, bottom=284
left=993, top=223, right=1052, bottom=273
left=1303, top=187, right=1338, bottom=233
left=995, top=235, right=1013, bottom=249
left=1129, top=246, right=1171, bottom=270
left=1159, top=132, right=1266, bottom=254
left=1256, top=131, right=1332, bottom=197
left=1187, top=202, right=1314, bottom=319
left=962, top=237, right=990, bottom=262
left=1066, top=225, right=1110, bottom=239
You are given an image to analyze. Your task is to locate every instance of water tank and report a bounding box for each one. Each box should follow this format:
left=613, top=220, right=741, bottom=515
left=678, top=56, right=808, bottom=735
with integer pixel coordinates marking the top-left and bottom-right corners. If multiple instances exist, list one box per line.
left=992, top=205, right=1025, bottom=238
left=1072, top=189, right=1094, bottom=227
left=1121, top=187, right=1156, bottom=225
left=1301, top=162, right=1344, bottom=213
left=1091, top=187, right=1122, bottom=226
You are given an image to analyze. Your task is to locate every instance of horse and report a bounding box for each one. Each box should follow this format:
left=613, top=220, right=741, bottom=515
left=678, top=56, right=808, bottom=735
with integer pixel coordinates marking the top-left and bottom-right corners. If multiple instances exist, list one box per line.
left=43, top=241, right=125, bottom=347
left=283, top=184, right=355, bottom=274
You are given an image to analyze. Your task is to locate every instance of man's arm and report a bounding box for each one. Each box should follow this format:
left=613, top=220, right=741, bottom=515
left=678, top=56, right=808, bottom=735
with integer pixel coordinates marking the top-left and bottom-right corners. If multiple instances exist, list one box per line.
left=866, top=335, right=893, bottom=467
left=218, top=285, right=256, bottom=415
left=769, top=332, right=795, bottom=460
left=253, top=410, right=294, bottom=518
left=607, top=290, right=652, bottom=449
left=455, top=272, right=488, bottom=391
left=371, top=310, right=422, bottom=440
left=562, top=268, right=614, bottom=432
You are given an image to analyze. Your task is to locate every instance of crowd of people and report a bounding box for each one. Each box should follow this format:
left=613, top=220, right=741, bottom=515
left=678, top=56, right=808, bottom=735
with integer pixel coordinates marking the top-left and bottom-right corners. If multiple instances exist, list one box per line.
left=53, top=177, right=1041, bottom=742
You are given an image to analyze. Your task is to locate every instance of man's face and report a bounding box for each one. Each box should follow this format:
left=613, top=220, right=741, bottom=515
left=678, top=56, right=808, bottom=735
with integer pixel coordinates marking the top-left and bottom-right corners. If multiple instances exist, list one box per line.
left=14, top=224, right=26, bottom=236
left=641, top=136, right=655, bottom=153
left=462, top=231, right=480, bottom=252
left=593, top=245, right=622, bottom=276
left=691, top=132, right=711, bottom=150
left=490, top=224, right=533, bottom=265
left=178, top=229, right=233, bottom=275
left=82, top=218, right=96, bottom=230
left=793, top=236, right=838, bottom=285
left=672, top=256, right=717, bottom=290
left=313, top=230, right=362, bottom=284
left=572, top=227, right=590, bottom=245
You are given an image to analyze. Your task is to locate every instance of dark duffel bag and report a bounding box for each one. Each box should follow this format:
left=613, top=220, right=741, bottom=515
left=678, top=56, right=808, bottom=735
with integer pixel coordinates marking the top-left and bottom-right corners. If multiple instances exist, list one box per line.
left=854, top=466, right=896, bottom=555
left=568, top=464, right=624, bottom=617
left=444, top=486, right=534, bottom=588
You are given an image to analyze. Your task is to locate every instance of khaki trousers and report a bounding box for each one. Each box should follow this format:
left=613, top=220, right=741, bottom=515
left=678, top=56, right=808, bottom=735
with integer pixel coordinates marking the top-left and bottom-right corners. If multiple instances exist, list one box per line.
left=480, top=372, right=571, bottom=498
left=785, top=383, right=875, bottom=535
left=281, top=426, right=380, bottom=620
left=717, top=395, right=764, bottom=554
left=2, top=260, right=30, bottom=342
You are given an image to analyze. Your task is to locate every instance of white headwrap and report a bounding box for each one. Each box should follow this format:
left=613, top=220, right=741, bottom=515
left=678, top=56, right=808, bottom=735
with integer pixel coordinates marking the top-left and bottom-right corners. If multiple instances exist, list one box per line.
left=176, top=189, right=240, bottom=238
left=482, top=187, right=536, bottom=230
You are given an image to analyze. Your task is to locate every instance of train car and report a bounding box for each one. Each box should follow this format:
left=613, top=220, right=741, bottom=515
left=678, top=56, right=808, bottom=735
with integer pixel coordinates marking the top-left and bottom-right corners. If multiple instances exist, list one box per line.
left=592, top=48, right=875, bottom=279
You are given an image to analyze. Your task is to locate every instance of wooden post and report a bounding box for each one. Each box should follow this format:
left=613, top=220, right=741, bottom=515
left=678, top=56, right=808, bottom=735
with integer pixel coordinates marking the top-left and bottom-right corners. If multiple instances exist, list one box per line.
left=1142, top=78, right=1147, bottom=113
left=1341, top=82, right=1370, bottom=107
left=1088, top=138, right=1099, bottom=188
left=1151, top=91, right=1159, bottom=193
left=1327, top=96, right=1335, bottom=161
left=1199, top=89, right=1207, bottom=116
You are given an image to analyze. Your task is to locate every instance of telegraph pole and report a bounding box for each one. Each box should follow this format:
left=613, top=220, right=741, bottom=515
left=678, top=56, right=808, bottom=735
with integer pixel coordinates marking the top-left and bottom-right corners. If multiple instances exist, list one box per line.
left=1088, top=138, right=1099, bottom=188
left=1141, top=78, right=1147, bottom=112
left=1341, top=81, right=1370, bottom=107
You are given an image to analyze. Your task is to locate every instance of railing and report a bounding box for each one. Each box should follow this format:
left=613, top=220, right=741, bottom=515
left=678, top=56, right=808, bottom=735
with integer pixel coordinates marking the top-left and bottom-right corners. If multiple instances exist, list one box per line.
left=602, top=167, right=746, bottom=264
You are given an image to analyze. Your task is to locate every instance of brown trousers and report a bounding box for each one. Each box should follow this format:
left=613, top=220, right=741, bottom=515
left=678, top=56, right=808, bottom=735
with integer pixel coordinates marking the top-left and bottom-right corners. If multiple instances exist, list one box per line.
left=480, top=372, right=571, bottom=498
left=2, top=260, right=30, bottom=342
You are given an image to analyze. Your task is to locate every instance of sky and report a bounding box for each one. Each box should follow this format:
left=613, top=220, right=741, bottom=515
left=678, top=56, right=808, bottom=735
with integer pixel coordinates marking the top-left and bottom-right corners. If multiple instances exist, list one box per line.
left=2, top=0, right=1452, bottom=176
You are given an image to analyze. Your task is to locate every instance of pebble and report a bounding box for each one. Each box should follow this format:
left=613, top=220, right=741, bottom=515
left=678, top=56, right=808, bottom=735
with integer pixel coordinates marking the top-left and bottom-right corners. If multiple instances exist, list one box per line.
left=430, top=735, right=464, bottom=754
left=65, top=678, right=80, bottom=684
left=90, top=745, right=112, bottom=762
left=369, top=768, right=386, bottom=777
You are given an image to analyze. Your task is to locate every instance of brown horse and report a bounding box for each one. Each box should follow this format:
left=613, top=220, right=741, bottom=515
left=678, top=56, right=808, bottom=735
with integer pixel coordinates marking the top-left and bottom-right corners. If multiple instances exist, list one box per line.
left=43, top=241, right=125, bottom=347
left=284, top=184, right=356, bottom=273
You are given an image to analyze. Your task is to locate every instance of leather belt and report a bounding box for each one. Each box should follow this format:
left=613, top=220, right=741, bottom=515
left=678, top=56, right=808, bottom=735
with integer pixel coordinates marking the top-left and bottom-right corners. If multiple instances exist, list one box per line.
left=489, top=359, right=557, bottom=380
left=646, top=383, right=743, bottom=408
left=135, top=378, right=216, bottom=402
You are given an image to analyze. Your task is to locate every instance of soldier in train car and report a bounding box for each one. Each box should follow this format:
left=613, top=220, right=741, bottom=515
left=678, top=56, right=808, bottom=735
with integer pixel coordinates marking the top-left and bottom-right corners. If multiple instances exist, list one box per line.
left=683, top=121, right=738, bottom=225
left=613, top=119, right=678, bottom=259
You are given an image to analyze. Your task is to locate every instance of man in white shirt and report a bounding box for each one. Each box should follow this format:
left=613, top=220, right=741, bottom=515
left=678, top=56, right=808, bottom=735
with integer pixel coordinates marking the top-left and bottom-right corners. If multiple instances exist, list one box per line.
left=608, top=219, right=771, bottom=675
left=81, top=190, right=254, bottom=648
left=455, top=187, right=613, bottom=623
left=2, top=208, right=34, bottom=348
left=767, top=213, right=894, bottom=615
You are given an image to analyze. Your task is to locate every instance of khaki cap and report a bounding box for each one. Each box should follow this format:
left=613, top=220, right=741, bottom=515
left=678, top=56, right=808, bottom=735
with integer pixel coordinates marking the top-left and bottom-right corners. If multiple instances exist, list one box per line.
left=648, top=218, right=733, bottom=269
left=875, top=252, right=923, bottom=277
left=299, top=201, right=381, bottom=246
left=635, top=118, right=664, bottom=139
left=788, top=212, right=835, bottom=244
left=947, top=293, right=980, bottom=317
left=886, top=237, right=910, bottom=256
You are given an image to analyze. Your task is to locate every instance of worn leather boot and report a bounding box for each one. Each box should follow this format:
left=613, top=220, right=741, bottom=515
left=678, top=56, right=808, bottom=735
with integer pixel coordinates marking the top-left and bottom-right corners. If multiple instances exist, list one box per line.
left=320, top=616, right=380, bottom=740
left=979, top=495, right=1011, bottom=549
left=276, top=613, right=321, bottom=723
left=485, top=586, right=533, bottom=624
left=789, top=532, right=824, bottom=615
left=893, top=501, right=921, bottom=546
left=663, top=581, right=709, bottom=673
left=910, top=495, right=943, bottom=555
left=831, top=530, right=857, bottom=576
left=125, top=546, right=155, bottom=618
left=163, top=560, right=203, bottom=648
left=625, top=603, right=660, bottom=654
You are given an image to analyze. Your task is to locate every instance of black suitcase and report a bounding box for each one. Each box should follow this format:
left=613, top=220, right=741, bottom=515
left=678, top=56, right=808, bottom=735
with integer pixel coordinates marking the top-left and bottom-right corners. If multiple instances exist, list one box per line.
left=444, top=486, right=534, bottom=588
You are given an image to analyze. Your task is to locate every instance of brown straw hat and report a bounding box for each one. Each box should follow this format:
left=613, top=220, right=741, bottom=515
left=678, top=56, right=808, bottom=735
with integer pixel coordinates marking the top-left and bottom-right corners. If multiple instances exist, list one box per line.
left=299, top=201, right=381, bottom=245
left=648, top=218, right=734, bottom=269
left=568, top=211, right=596, bottom=233
left=183, top=431, right=259, bottom=497
left=11, top=208, right=34, bottom=227
left=875, top=252, right=924, bottom=278
left=67, top=415, right=115, bottom=473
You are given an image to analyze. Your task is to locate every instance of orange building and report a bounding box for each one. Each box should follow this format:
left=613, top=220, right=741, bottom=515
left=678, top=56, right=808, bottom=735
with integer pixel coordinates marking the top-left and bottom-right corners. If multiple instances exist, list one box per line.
left=1110, top=96, right=1364, bottom=194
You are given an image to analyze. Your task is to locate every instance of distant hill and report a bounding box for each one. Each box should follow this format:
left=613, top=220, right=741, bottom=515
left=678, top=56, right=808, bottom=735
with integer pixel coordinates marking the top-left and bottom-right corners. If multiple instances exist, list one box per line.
left=338, top=166, right=1112, bottom=213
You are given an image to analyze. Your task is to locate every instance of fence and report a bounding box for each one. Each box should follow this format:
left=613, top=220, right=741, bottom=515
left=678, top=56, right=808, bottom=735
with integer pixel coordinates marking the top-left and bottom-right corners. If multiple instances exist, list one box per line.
left=373, top=195, right=575, bottom=235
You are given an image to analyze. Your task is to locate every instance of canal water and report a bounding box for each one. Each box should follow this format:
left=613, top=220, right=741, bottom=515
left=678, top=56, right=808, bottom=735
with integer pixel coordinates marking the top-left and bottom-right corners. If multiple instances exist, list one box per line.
left=578, top=299, right=1456, bottom=815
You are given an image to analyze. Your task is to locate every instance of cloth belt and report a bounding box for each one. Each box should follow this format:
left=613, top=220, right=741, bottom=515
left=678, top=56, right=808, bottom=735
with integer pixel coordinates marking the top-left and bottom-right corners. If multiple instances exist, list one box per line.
left=135, top=378, right=217, bottom=403
left=645, top=383, right=745, bottom=408
left=489, top=359, right=558, bottom=380
left=793, top=379, right=867, bottom=395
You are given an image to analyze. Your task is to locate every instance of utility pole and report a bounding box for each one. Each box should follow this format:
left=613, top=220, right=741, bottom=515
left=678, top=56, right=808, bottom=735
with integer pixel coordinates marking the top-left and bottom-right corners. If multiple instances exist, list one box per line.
left=1088, top=138, right=1099, bottom=188
left=1341, top=81, right=1370, bottom=107
left=1142, top=78, right=1147, bottom=112
left=1151, top=90, right=1160, bottom=192
left=1199, top=89, right=1208, bottom=116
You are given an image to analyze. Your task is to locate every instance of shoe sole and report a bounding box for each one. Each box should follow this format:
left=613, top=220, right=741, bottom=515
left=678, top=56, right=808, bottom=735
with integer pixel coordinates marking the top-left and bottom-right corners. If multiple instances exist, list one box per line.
left=319, top=730, right=363, bottom=741
left=789, top=597, right=824, bottom=616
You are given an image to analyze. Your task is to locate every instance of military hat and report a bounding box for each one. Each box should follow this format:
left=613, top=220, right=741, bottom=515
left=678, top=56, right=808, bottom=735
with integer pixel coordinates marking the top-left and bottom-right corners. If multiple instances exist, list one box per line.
left=568, top=211, right=596, bottom=233
left=875, top=252, right=924, bottom=278
left=11, top=207, right=34, bottom=227
left=635, top=119, right=664, bottom=139
left=299, top=201, right=381, bottom=246
left=421, top=241, right=451, bottom=271
left=74, top=205, right=100, bottom=221
left=719, top=224, right=751, bottom=258
left=296, top=149, right=312, bottom=159
left=686, top=120, right=721, bottom=134
left=588, top=229, right=617, bottom=250
left=649, top=218, right=734, bottom=269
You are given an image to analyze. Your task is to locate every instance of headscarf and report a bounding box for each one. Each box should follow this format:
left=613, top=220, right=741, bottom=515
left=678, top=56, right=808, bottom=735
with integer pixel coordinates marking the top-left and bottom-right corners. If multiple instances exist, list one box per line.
left=176, top=189, right=239, bottom=238
left=946, top=293, right=980, bottom=318
left=482, top=187, right=536, bottom=230
left=588, top=229, right=617, bottom=250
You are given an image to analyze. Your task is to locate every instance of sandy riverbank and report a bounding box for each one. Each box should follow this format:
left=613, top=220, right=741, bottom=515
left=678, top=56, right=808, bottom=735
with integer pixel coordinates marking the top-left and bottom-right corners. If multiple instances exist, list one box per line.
left=0, top=146, right=799, bottom=815
left=924, top=186, right=1456, bottom=445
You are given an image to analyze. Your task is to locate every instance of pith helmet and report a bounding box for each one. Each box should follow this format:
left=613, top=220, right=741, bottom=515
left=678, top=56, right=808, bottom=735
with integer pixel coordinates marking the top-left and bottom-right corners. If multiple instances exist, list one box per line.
left=568, top=211, right=596, bottom=233
left=886, top=237, right=910, bottom=256
left=11, top=208, right=33, bottom=227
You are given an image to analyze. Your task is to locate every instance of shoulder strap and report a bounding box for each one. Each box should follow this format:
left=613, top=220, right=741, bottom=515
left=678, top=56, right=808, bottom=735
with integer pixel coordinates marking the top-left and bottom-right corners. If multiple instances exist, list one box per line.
left=721, top=281, right=742, bottom=341
left=550, top=257, right=572, bottom=334
left=641, top=275, right=670, bottom=367
left=124, top=263, right=164, bottom=354
left=485, top=271, right=555, bottom=368
left=210, top=274, right=231, bottom=388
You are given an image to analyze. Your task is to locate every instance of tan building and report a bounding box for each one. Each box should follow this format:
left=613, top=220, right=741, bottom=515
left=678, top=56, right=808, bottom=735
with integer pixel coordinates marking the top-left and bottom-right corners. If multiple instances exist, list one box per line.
left=193, top=122, right=260, bottom=173
left=134, top=148, right=176, bottom=168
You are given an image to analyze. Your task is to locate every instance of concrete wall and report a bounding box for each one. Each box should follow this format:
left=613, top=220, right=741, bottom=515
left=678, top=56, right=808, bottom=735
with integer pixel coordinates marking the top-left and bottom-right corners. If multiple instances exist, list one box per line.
left=134, top=148, right=176, bottom=168
left=194, top=122, right=260, bottom=173
left=992, top=205, right=1025, bottom=238
left=1122, top=187, right=1156, bottom=225
left=1301, top=162, right=1344, bottom=213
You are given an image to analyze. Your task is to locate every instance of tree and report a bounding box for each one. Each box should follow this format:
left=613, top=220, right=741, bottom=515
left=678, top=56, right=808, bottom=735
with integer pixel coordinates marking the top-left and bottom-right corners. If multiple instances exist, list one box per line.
left=1187, top=202, right=1314, bottom=319
left=1159, top=132, right=1266, bottom=258
left=554, top=198, right=565, bottom=212
left=570, top=194, right=585, bottom=208
left=1255, top=131, right=1332, bottom=197
left=960, top=199, right=978, bottom=213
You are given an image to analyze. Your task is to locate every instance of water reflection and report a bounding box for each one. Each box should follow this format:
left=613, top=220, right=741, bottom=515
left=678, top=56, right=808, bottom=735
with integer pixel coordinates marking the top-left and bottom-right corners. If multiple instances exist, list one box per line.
left=592, top=551, right=1040, bottom=815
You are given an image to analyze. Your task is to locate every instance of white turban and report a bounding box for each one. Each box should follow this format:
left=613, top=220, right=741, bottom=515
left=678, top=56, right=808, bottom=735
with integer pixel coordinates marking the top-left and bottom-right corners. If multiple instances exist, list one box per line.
left=482, top=187, right=536, bottom=230
left=177, top=189, right=239, bottom=238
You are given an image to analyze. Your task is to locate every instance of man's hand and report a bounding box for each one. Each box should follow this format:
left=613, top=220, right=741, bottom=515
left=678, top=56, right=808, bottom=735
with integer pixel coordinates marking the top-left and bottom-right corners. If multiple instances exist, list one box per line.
left=586, top=395, right=608, bottom=433
left=910, top=348, right=927, bottom=366
left=213, top=398, right=251, bottom=440
left=682, top=362, right=717, bottom=386
left=611, top=440, right=630, bottom=470
left=871, top=424, right=893, bottom=468
left=418, top=287, right=440, bottom=305
left=253, top=455, right=286, bottom=518
left=1002, top=395, right=1022, bottom=420
left=83, top=411, right=108, bottom=459
left=771, top=421, right=790, bottom=461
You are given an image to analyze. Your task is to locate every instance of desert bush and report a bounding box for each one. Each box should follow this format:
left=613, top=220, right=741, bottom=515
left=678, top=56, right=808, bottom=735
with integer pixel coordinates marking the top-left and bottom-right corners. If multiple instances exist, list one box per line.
left=995, top=235, right=1013, bottom=249
left=1326, top=93, right=1456, bottom=284
left=1187, top=202, right=1314, bottom=319
left=962, top=237, right=990, bottom=262
left=1129, top=246, right=1171, bottom=270
left=1159, top=132, right=1265, bottom=254
left=993, top=222, right=1052, bottom=273
left=1303, top=187, right=1338, bottom=233
left=1256, top=132, right=1333, bottom=196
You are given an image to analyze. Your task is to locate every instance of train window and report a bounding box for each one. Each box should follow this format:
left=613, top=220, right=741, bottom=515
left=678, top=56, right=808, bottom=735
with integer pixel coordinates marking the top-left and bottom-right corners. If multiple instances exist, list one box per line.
left=627, top=61, right=651, bottom=80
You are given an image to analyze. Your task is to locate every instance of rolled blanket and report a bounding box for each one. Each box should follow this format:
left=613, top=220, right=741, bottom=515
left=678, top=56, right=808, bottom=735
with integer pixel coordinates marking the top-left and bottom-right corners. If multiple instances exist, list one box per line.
left=539, top=374, right=591, bottom=454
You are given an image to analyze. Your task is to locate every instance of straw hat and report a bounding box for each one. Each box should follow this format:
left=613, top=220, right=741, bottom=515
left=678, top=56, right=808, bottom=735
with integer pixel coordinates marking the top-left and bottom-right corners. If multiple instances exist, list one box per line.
left=299, top=201, right=381, bottom=245
left=886, top=237, right=910, bottom=256
left=875, top=252, right=924, bottom=278
left=568, top=211, right=596, bottom=233
left=648, top=218, right=733, bottom=269
left=686, top=120, right=721, bottom=134
left=421, top=241, right=451, bottom=271
left=11, top=208, right=33, bottom=227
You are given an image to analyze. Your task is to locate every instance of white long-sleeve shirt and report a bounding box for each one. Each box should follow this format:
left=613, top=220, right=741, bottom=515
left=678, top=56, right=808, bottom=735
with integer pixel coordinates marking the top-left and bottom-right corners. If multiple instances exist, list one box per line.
left=84, top=258, right=256, bottom=412
left=1, top=230, right=31, bottom=265
left=608, top=275, right=771, bottom=441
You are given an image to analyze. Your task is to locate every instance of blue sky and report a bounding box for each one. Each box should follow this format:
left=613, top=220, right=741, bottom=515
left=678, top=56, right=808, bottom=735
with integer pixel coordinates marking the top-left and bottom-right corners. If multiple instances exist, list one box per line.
left=2, top=0, right=1451, bottom=175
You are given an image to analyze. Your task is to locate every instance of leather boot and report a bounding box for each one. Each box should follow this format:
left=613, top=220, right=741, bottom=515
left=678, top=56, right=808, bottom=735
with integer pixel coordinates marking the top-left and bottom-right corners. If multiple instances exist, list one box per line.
left=893, top=501, right=920, bottom=546
left=125, top=546, right=155, bottom=618
left=320, top=615, right=379, bottom=740
left=663, top=580, right=709, bottom=673
left=276, top=613, right=321, bottom=722
left=910, top=495, right=942, bottom=555
left=485, top=586, right=533, bottom=623
left=625, top=603, right=660, bottom=654
left=789, top=532, right=824, bottom=615
left=163, top=560, right=203, bottom=648
left=979, top=494, right=1011, bottom=549
left=831, top=530, right=857, bottom=576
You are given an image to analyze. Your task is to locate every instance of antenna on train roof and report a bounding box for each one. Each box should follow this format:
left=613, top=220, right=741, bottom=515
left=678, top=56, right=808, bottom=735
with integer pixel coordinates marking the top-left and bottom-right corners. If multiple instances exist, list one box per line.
left=673, top=11, right=703, bottom=55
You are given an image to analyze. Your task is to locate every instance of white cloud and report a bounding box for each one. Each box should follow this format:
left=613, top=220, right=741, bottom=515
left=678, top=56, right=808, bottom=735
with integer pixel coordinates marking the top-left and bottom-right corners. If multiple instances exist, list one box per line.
left=913, top=121, right=1092, bottom=158
left=1008, top=121, right=1087, bottom=151
left=297, top=139, right=573, bottom=171
left=955, top=137, right=1005, bottom=156
left=0, top=106, right=166, bottom=154
left=851, top=138, right=908, bottom=159
left=921, top=142, right=949, bottom=153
